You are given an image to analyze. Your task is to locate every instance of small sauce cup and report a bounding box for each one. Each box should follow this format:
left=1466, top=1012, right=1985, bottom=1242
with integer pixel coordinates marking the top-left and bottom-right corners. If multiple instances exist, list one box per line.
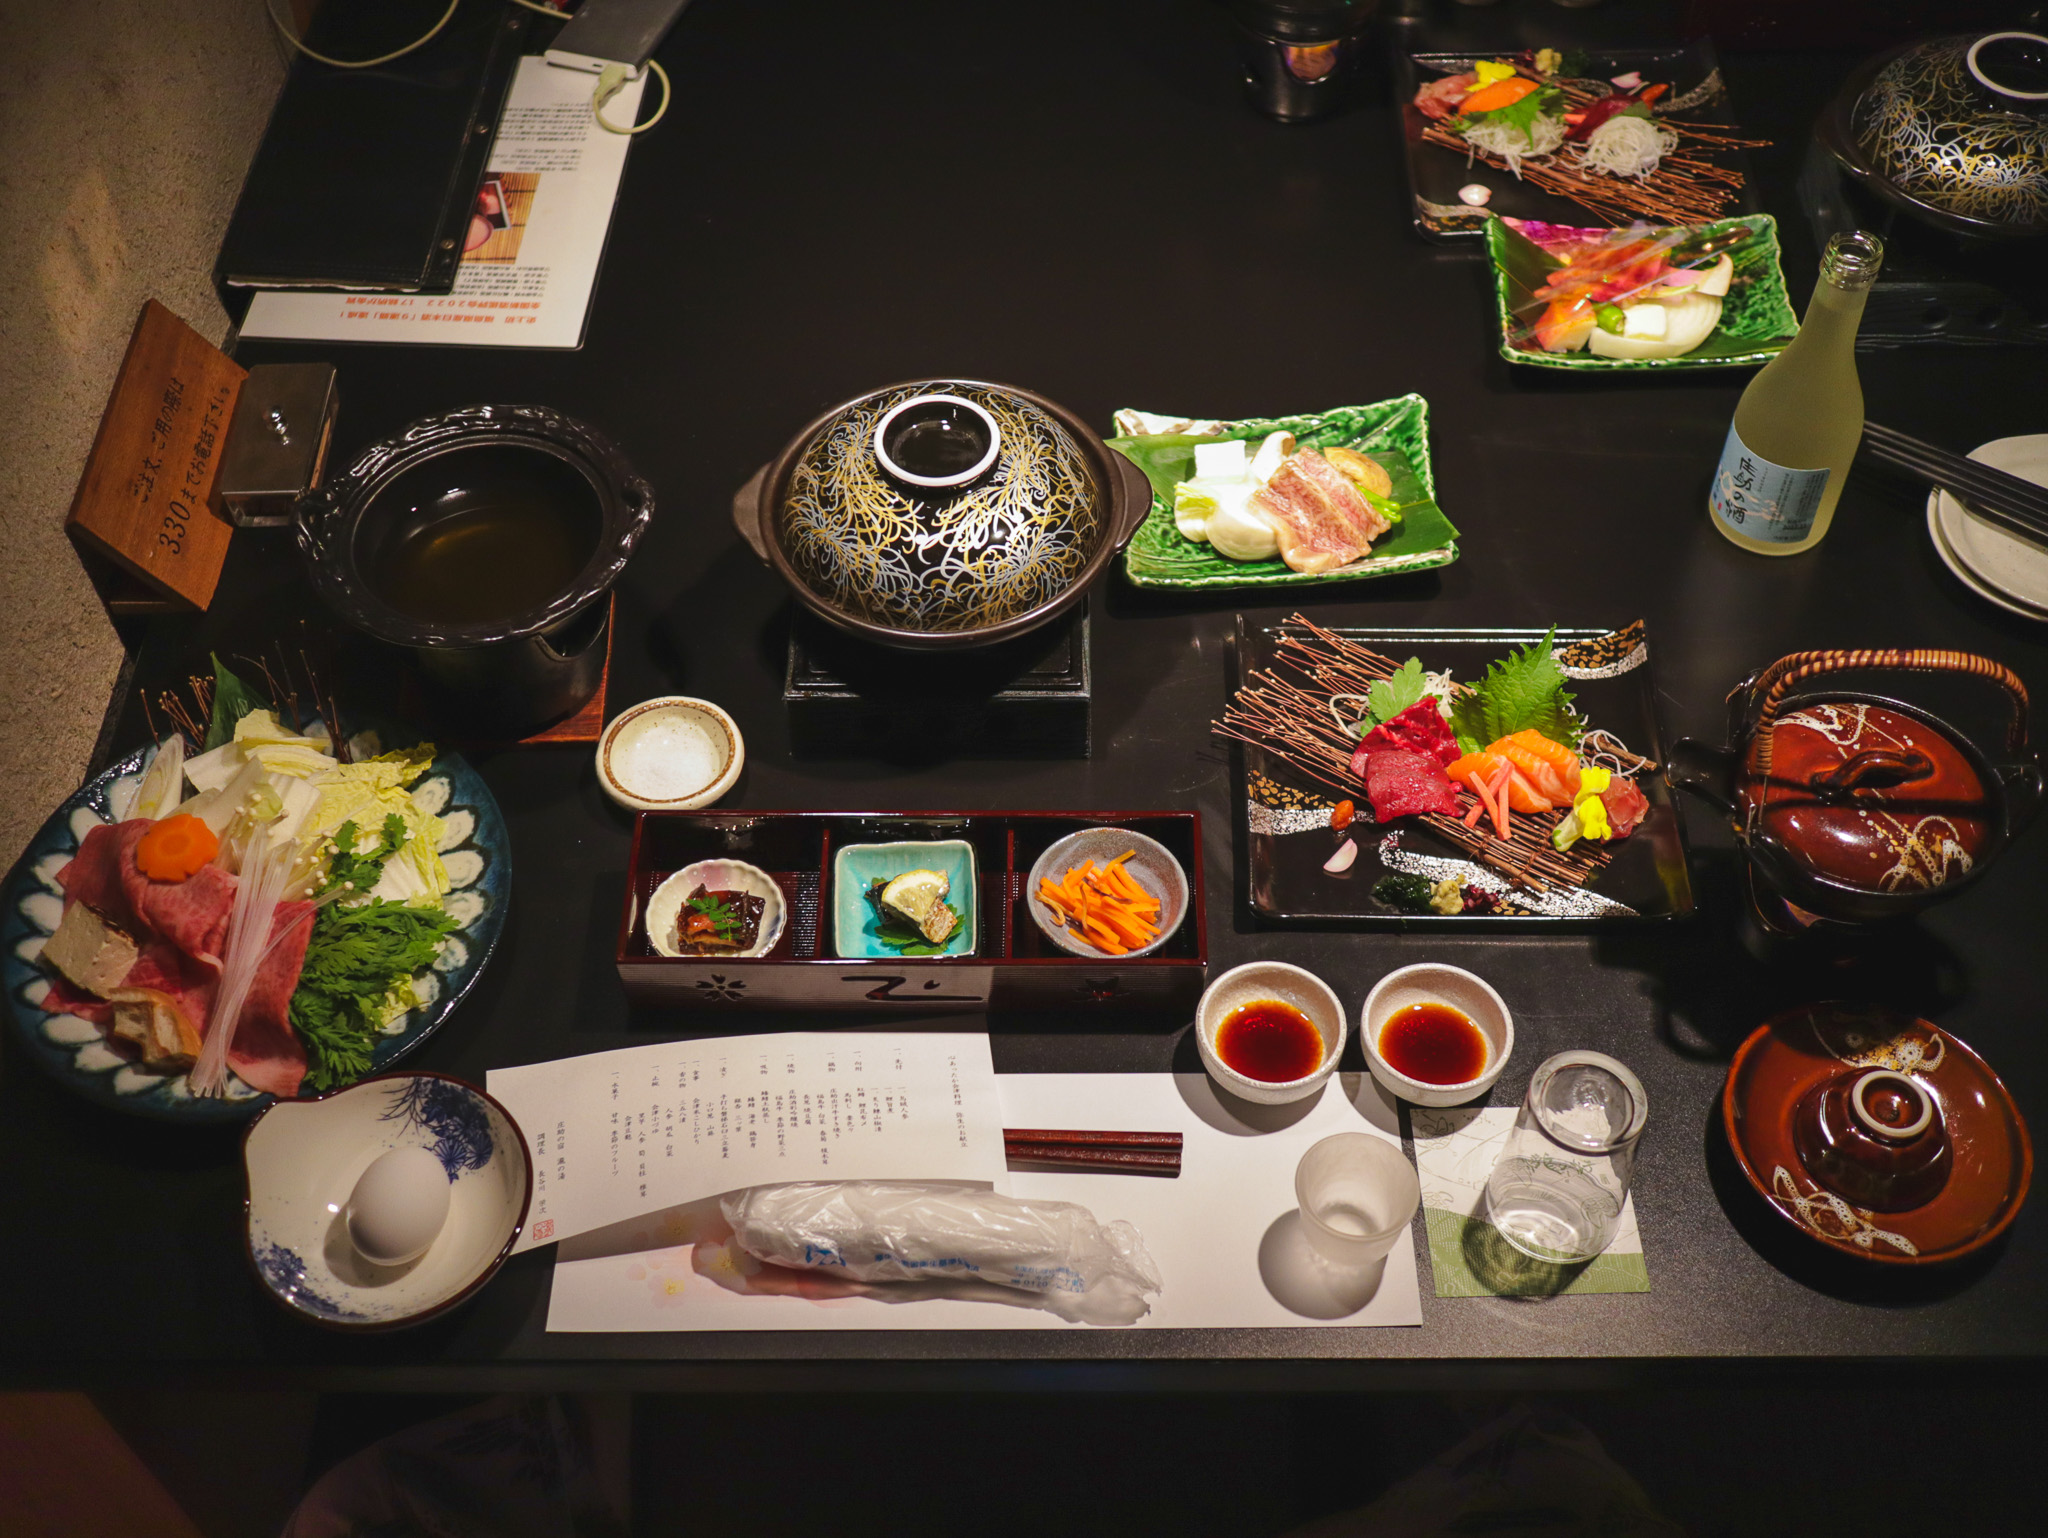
left=1195, top=961, right=1346, bottom=1106
left=596, top=697, right=743, bottom=812
left=1360, top=963, right=1514, bottom=1107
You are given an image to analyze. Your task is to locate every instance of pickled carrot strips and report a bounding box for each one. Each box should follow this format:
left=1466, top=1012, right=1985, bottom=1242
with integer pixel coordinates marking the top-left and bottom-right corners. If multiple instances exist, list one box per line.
left=1036, top=852, right=1164, bottom=956
left=1485, top=762, right=1514, bottom=840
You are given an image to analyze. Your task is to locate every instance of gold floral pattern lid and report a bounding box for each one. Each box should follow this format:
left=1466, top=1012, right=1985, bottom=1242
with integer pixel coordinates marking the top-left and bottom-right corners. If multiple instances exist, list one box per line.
left=773, top=381, right=1104, bottom=635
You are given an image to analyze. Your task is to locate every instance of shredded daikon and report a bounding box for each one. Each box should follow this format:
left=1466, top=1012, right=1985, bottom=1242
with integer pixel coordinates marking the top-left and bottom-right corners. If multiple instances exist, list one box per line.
left=1463, top=113, right=1566, bottom=177
left=1579, top=114, right=1678, bottom=180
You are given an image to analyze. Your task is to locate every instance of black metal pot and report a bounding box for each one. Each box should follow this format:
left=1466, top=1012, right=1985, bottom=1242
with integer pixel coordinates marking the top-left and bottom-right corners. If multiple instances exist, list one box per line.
left=296, top=404, right=653, bottom=735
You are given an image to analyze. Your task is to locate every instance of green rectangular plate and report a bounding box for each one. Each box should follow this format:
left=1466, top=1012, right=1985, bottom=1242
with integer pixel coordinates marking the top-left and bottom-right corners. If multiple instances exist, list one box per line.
left=1487, top=213, right=1798, bottom=372
left=1112, top=396, right=1459, bottom=590
left=831, top=839, right=978, bottom=958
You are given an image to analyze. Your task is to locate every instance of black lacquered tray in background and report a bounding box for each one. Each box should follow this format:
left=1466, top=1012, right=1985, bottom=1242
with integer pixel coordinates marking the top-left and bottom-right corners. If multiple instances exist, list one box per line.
left=1395, top=38, right=1762, bottom=243
left=1232, top=621, right=1695, bottom=927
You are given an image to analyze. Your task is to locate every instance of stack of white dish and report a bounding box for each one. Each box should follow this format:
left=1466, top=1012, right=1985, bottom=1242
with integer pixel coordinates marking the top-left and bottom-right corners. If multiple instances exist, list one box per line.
left=1925, top=434, right=2048, bottom=622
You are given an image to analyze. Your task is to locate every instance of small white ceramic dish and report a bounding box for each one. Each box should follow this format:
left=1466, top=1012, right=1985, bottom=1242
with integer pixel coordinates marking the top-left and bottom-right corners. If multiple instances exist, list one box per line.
left=596, top=697, right=744, bottom=812
left=646, top=860, right=787, bottom=958
left=1195, top=960, right=1346, bottom=1106
left=1025, top=827, right=1188, bottom=959
left=242, top=1072, right=530, bottom=1330
left=1926, top=434, right=2048, bottom=620
left=1360, top=962, right=1514, bottom=1108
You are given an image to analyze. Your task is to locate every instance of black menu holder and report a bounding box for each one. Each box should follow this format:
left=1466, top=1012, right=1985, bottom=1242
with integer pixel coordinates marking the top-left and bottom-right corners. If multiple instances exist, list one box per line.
left=784, top=602, right=1092, bottom=760
left=215, top=3, right=530, bottom=296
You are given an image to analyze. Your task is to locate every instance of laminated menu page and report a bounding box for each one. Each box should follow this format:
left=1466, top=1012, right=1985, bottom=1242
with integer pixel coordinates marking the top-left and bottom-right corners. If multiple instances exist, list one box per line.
left=488, top=1033, right=1005, bottom=1253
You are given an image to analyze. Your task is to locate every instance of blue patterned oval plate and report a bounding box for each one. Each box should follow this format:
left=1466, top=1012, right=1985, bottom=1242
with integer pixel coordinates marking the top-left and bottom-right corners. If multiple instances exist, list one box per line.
left=2, top=734, right=509, bottom=1123
left=243, top=1071, right=531, bottom=1328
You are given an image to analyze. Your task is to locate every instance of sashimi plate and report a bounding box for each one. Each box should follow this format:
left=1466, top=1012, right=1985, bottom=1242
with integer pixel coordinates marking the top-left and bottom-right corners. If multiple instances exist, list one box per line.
left=1112, top=396, right=1460, bottom=591
left=2, top=734, right=509, bottom=1123
left=1233, top=621, right=1693, bottom=926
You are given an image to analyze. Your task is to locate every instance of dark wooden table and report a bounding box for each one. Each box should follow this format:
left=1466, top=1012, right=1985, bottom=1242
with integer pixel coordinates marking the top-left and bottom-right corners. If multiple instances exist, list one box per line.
left=6, top=0, right=2045, bottom=1390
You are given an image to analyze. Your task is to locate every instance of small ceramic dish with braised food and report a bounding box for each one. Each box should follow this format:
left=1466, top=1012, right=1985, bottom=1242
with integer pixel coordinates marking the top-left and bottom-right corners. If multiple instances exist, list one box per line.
left=242, top=1071, right=530, bottom=1329
left=646, top=860, right=787, bottom=959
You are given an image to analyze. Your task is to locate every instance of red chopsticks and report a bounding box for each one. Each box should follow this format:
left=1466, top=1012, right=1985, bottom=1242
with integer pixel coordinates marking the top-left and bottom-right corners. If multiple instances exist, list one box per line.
left=1003, top=1128, right=1183, bottom=1177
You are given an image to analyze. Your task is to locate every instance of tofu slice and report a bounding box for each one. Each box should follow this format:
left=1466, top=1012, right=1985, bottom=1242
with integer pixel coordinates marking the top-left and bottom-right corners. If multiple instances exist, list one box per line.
left=41, top=903, right=138, bottom=998
left=107, top=988, right=202, bottom=1072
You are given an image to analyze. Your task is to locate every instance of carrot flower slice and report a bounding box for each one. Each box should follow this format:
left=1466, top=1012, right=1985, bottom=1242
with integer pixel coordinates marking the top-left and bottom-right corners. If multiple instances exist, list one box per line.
left=135, top=814, right=219, bottom=882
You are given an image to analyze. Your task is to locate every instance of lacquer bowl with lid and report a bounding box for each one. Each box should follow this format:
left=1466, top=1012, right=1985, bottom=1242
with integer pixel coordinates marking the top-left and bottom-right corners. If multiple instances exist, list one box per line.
left=731, top=379, right=1155, bottom=651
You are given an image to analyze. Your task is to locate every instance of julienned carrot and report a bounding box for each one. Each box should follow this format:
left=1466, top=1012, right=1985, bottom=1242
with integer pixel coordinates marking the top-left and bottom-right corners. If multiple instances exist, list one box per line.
left=1485, top=762, right=1513, bottom=841
left=1036, top=852, right=1164, bottom=956
left=1462, top=793, right=1487, bottom=829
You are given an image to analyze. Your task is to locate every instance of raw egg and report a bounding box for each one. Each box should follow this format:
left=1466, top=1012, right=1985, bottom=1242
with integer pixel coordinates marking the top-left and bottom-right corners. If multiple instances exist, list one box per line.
left=345, top=1145, right=451, bottom=1266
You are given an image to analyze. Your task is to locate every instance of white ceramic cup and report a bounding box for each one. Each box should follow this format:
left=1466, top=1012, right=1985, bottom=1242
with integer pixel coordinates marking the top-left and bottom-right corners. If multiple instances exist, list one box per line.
left=1194, top=961, right=1346, bottom=1106
left=1359, top=962, right=1514, bottom=1108
left=1294, top=1133, right=1421, bottom=1269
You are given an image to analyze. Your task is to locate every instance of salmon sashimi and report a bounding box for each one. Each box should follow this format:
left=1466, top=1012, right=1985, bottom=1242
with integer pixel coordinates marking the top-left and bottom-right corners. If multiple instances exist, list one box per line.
left=1446, top=751, right=1553, bottom=814
left=1488, top=730, right=1581, bottom=804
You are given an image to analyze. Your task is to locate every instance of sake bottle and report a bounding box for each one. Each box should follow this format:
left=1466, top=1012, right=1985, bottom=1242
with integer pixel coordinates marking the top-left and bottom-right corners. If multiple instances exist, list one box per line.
left=1708, top=230, right=1885, bottom=556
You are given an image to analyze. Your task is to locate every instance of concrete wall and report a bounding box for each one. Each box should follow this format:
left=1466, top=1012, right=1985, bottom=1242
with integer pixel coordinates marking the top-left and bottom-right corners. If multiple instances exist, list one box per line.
left=0, top=1, right=287, bottom=868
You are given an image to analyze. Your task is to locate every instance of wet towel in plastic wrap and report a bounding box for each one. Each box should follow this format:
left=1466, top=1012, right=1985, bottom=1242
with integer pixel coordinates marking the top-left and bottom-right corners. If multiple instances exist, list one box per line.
left=722, top=1181, right=1163, bottom=1323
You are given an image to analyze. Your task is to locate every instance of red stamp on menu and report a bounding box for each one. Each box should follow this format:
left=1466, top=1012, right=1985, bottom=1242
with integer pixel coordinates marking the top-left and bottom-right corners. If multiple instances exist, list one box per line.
left=532, top=1219, right=555, bottom=1241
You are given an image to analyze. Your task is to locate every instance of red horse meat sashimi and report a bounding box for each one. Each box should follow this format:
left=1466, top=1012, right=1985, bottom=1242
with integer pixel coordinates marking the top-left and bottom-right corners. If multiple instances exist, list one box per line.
left=1254, top=449, right=1393, bottom=575
left=47, top=820, right=312, bottom=1098
left=1601, top=776, right=1650, bottom=837
left=1359, top=699, right=1460, bottom=768
left=1363, top=750, right=1460, bottom=822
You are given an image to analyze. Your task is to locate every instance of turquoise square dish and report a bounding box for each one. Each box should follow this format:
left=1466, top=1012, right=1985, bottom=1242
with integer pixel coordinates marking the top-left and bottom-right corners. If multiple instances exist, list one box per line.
left=832, top=840, right=979, bottom=958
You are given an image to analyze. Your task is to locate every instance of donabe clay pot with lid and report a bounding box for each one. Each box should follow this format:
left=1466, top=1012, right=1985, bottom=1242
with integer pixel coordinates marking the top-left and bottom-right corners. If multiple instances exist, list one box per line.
left=1818, top=31, right=2048, bottom=241
left=732, top=379, right=1156, bottom=651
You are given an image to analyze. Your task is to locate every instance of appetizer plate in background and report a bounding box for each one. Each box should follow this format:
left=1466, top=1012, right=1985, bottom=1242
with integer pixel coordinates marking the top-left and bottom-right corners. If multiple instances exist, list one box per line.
left=1488, top=214, right=1798, bottom=371
left=1112, top=396, right=1459, bottom=591
left=1233, top=621, right=1693, bottom=926
left=1397, top=39, right=1762, bottom=242
left=2, top=735, right=509, bottom=1123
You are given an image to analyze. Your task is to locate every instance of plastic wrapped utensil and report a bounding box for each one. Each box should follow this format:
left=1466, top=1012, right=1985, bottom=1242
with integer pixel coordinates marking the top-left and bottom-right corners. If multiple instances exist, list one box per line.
left=721, top=1182, right=1162, bottom=1305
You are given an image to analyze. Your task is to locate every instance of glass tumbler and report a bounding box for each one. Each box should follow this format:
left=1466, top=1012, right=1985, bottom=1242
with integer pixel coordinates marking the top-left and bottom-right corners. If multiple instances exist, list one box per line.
left=1295, top=1133, right=1421, bottom=1269
left=1483, top=1051, right=1647, bottom=1264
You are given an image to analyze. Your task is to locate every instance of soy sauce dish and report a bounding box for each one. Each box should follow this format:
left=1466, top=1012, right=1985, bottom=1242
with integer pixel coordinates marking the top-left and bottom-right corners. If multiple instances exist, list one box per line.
left=1195, top=961, right=1347, bottom=1106
left=596, top=696, right=744, bottom=812
left=1360, top=963, right=1514, bottom=1107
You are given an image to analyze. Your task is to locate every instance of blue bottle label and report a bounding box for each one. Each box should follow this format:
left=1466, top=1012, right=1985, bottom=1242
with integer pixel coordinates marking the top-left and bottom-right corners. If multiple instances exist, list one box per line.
left=1709, top=424, right=1830, bottom=543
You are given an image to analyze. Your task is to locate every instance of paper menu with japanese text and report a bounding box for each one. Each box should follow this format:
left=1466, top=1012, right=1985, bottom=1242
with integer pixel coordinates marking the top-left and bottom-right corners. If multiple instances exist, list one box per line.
left=239, top=56, right=642, bottom=349
left=487, top=1033, right=1005, bottom=1254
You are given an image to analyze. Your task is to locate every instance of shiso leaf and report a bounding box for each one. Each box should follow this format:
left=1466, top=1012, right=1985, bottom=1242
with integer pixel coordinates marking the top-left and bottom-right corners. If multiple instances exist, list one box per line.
left=1450, top=629, right=1579, bottom=754
left=202, top=654, right=268, bottom=752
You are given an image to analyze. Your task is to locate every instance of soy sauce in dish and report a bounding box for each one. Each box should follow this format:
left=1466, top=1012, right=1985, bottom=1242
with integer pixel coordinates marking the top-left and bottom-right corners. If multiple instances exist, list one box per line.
left=1378, top=1002, right=1488, bottom=1085
left=1217, top=1000, right=1324, bottom=1083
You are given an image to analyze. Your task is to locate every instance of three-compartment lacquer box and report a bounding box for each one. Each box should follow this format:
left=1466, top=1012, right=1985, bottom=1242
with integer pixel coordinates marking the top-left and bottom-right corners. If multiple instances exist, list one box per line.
left=616, top=811, right=1208, bottom=1012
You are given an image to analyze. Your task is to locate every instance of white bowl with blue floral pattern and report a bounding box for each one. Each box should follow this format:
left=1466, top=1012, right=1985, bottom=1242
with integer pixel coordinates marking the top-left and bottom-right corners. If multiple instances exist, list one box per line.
left=242, top=1072, right=530, bottom=1330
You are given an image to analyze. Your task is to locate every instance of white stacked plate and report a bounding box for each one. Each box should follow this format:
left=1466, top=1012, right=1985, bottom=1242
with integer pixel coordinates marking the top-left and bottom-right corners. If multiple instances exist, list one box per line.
left=1925, top=434, right=2048, bottom=622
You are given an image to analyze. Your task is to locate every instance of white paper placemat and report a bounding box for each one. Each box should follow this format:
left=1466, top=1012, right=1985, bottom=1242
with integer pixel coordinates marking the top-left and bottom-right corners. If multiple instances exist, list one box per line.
left=545, top=1072, right=1424, bottom=1331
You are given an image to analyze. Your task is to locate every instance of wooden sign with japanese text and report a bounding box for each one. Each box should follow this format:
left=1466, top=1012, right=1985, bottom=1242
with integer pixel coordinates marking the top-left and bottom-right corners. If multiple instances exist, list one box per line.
left=65, top=300, right=246, bottom=613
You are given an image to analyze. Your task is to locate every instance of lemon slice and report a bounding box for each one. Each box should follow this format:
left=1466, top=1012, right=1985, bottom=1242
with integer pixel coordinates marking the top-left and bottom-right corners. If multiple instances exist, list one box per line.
left=879, top=870, right=950, bottom=928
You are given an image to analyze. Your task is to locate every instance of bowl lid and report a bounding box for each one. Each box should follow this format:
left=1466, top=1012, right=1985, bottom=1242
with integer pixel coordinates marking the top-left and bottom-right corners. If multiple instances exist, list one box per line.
left=1849, top=33, right=2048, bottom=235
left=1740, top=698, right=1994, bottom=895
left=1723, top=1004, right=2030, bottom=1265
left=772, top=381, right=1106, bottom=635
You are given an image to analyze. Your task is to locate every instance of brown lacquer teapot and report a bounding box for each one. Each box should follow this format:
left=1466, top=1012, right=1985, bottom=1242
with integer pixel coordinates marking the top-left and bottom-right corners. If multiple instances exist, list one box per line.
left=1673, top=649, right=2043, bottom=924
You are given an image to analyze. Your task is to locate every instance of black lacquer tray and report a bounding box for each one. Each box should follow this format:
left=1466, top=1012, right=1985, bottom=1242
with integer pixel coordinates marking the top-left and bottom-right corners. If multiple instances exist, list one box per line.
left=1232, top=621, right=1694, bottom=927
